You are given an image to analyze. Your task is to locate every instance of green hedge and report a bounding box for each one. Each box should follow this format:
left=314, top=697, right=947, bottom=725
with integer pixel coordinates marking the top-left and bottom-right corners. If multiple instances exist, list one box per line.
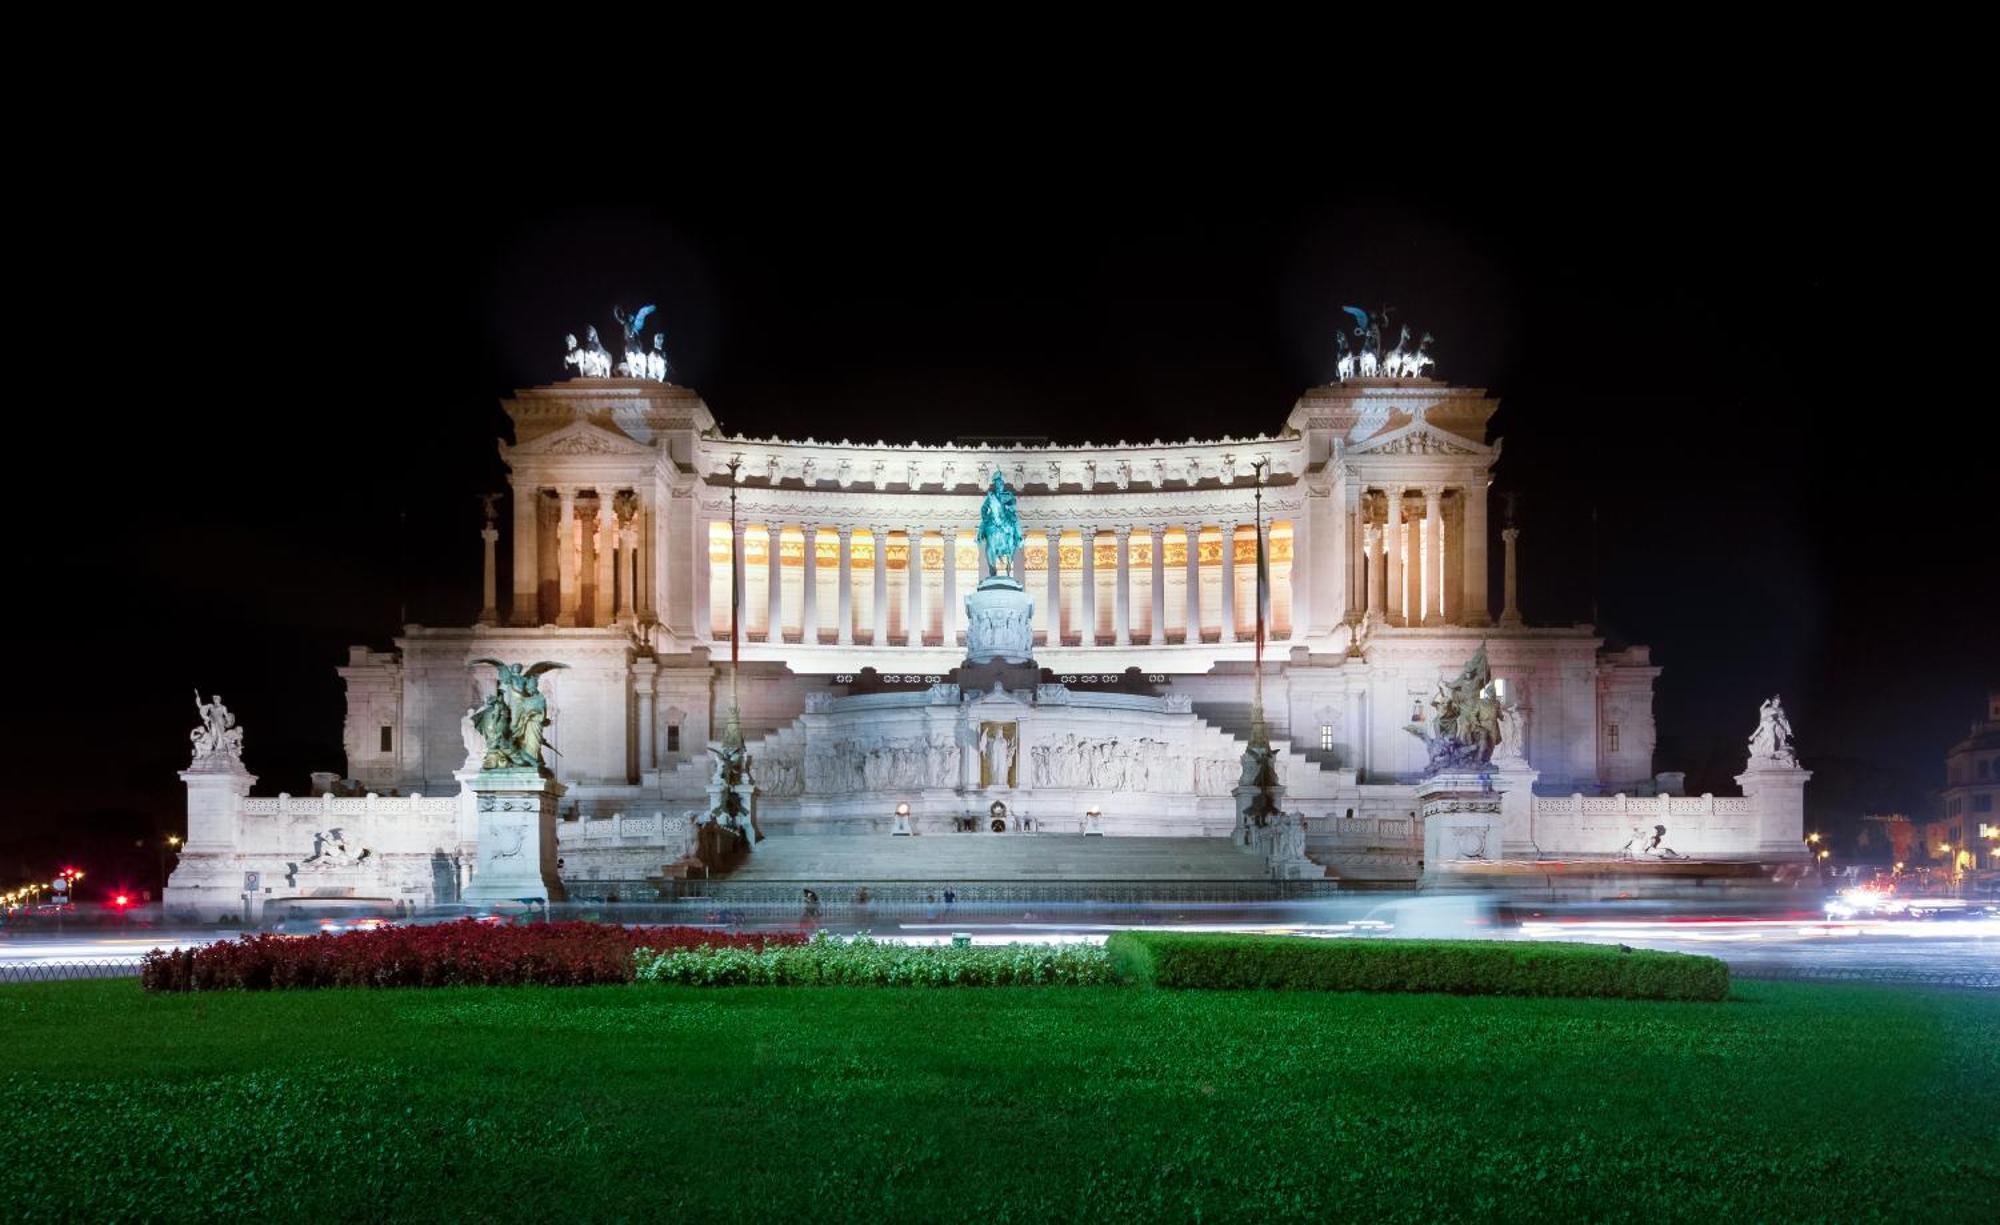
left=1105, top=933, right=1729, bottom=1001
left=634, top=933, right=1116, bottom=987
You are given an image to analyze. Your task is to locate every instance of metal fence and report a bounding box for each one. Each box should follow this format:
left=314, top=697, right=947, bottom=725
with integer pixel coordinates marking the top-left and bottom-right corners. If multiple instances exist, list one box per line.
left=0, top=960, right=142, bottom=985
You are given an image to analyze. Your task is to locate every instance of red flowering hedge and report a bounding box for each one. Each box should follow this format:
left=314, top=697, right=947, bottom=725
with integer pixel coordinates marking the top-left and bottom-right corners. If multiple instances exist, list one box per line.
left=141, top=921, right=805, bottom=992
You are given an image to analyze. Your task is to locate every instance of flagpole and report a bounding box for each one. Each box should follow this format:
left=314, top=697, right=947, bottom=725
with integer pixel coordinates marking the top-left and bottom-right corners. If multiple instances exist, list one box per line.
left=1251, top=458, right=1268, bottom=743
left=726, top=454, right=742, bottom=740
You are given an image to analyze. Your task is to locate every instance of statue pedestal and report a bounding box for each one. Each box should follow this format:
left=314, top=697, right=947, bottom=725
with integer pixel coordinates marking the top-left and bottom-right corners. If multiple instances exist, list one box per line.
left=465, top=768, right=566, bottom=905
left=1418, top=770, right=1504, bottom=889
left=1492, top=765, right=1541, bottom=858
left=1736, top=759, right=1813, bottom=860
left=890, top=812, right=915, bottom=836
left=964, top=578, right=1035, bottom=665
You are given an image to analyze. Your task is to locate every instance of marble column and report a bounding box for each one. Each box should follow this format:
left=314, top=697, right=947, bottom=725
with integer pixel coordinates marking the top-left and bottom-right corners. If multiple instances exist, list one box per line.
left=1464, top=482, right=1491, bottom=626
left=837, top=527, right=855, bottom=646
left=766, top=524, right=783, bottom=643
left=1044, top=532, right=1061, bottom=646
left=1383, top=487, right=1404, bottom=627
left=1219, top=523, right=1237, bottom=644
left=801, top=526, right=818, bottom=645
left=1113, top=526, right=1132, bottom=646
left=556, top=488, right=579, bottom=628
left=592, top=497, right=616, bottom=627
left=1288, top=513, right=1310, bottom=642
left=1079, top=525, right=1096, bottom=646
left=1183, top=523, right=1202, bottom=643
left=691, top=515, right=711, bottom=642
left=871, top=529, right=888, bottom=646
left=1363, top=525, right=1382, bottom=620
left=1500, top=526, right=1523, bottom=627
left=907, top=526, right=924, bottom=646
left=636, top=489, right=655, bottom=624
left=941, top=530, right=958, bottom=648
left=1346, top=484, right=1365, bottom=626
left=509, top=485, right=538, bottom=626
left=1423, top=486, right=1443, bottom=626
left=1149, top=526, right=1166, bottom=646
left=478, top=523, right=499, bottom=627
left=635, top=661, right=657, bottom=773
left=615, top=524, right=636, bottom=623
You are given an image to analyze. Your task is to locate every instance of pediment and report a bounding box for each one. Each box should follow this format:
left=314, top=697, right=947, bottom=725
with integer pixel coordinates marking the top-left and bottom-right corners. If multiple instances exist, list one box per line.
left=1350, top=418, right=1488, bottom=457
left=511, top=422, right=656, bottom=457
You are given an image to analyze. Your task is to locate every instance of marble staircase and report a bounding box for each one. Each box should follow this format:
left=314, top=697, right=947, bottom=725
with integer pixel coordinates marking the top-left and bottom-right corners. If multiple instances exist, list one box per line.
left=1189, top=701, right=1325, bottom=775
left=670, top=832, right=1334, bottom=906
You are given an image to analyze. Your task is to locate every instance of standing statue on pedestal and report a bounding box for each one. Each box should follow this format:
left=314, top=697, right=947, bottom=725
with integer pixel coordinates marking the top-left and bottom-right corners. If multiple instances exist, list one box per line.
left=978, top=472, right=1023, bottom=579
left=1747, top=695, right=1798, bottom=767
left=468, top=660, right=569, bottom=774
left=646, top=332, right=670, bottom=382
left=189, top=690, right=245, bottom=768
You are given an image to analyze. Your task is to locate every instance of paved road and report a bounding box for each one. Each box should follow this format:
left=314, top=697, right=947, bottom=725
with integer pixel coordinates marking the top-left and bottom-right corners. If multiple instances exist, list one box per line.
left=6, top=903, right=1996, bottom=990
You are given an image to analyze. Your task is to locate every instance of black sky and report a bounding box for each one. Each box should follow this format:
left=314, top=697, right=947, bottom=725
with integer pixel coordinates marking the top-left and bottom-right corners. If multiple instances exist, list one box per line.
left=11, top=170, right=1995, bottom=893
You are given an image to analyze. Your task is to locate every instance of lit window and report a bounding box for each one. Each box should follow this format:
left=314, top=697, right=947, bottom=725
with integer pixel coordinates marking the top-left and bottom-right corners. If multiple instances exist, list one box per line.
left=1320, top=724, right=1334, bottom=751
left=379, top=725, right=393, bottom=753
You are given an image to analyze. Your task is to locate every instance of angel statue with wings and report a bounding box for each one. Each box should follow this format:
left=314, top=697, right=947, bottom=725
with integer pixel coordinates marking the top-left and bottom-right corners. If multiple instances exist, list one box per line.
left=468, top=660, right=568, bottom=773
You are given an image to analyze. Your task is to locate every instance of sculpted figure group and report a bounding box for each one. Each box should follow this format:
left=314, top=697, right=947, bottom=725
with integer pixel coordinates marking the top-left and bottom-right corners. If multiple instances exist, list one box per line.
left=562, top=306, right=671, bottom=381
left=1334, top=307, right=1435, bottom=381
left=469, top=660, right=567, bottom=773
left=1747, top=695, right=1798, bottom=766
left=189, top=690, right=245, bottom=767
left=1409, top=645, right=1503, bottom=772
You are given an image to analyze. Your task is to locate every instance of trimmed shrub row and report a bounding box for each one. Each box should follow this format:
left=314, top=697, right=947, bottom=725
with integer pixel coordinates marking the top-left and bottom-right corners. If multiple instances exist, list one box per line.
left=1105, top=932, right=1730, bottom=1002
left=634, top=932, right=1116, bottom=987
left=141, top=921, right=803, bottom=992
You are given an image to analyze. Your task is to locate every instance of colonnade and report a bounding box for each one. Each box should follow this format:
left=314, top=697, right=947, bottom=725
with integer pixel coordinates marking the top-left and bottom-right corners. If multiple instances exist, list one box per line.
left=506, top=485, right=652, bottom=628
left=696, top=521, right=1297, bottom=649
left=1346, top=483, right=1492, bottom=628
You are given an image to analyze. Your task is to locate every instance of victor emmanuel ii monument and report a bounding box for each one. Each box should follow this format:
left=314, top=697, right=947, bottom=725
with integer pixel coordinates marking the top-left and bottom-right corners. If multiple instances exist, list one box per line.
left=166, top=305, right=1810, bottom=917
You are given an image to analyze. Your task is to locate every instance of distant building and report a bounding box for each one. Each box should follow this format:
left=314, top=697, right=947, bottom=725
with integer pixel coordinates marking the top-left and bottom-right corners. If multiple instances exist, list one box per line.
left=1930, top=687, right=2000, bottom=871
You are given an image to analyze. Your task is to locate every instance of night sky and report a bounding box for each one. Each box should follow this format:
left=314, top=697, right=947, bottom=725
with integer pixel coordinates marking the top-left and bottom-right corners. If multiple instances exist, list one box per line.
left=14, top=178, right=1995, bottom=895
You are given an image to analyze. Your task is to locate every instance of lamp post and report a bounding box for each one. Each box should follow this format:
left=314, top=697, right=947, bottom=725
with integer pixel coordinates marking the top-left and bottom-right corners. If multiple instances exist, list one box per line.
left=157, top=834, right=182, bottom=896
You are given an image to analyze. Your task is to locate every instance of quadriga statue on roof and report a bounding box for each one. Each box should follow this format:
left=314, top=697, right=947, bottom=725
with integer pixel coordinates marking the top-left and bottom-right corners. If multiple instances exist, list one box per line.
left=468, top=660, right=568, bottom=773
left=978, top=471, right=1023, bottom=578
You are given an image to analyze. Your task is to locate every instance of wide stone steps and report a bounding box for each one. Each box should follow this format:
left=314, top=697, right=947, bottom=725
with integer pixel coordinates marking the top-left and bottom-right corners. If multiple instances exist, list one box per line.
left=1191, top=701, right=1332, bottom=774
left=715, top=833, right=1270, bottom=883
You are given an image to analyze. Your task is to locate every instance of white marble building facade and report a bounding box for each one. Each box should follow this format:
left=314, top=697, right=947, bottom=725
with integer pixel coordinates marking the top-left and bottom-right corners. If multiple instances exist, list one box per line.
left=318, top=374, right=1680, bottom=869
left=158, top=364, right=1823, bottom=920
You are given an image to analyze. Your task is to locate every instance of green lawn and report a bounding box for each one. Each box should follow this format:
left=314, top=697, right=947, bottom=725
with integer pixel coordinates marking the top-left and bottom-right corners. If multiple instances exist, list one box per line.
left=3, top=980, right=1995, bottom=1222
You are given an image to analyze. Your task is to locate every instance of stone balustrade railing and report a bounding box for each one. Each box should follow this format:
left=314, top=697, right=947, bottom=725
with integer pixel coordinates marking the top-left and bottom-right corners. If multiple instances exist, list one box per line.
left=1530, top=791, right=1759, bottom=856
left=1312, top=816, right=1416, bottom=845
left=561, top=813, right=694, bottom=843
left=1533, top=793, right=1753, bottom=820
left=238, top=793, right=460, bottom=819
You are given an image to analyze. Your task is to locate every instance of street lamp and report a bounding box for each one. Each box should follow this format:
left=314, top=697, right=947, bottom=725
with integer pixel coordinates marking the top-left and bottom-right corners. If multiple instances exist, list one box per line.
left=1807, top=832, right=1821, bottom=845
